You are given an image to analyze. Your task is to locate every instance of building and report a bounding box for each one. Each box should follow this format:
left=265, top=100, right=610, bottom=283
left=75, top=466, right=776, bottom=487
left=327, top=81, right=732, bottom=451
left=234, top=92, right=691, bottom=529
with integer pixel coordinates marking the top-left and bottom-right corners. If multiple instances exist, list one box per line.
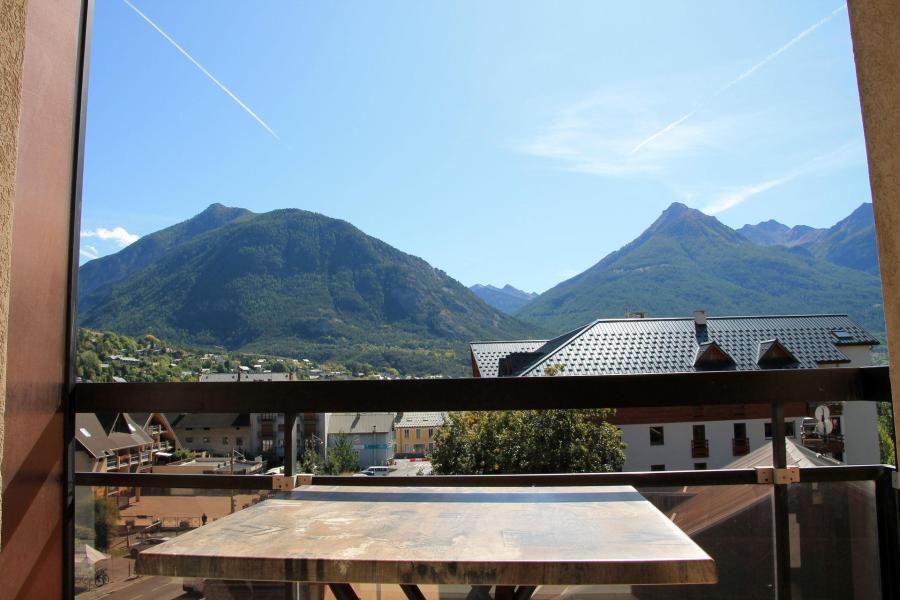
left=470, top=312, right=880, bottom=471
left=198, top=372, right=322, bottom=462
left=393, top=412, right=448, bottom=458
left=169, top=413, right=252, bottom=457
left=74, top=413, right=159, bottom=474
left=324, top=412, right=396, bottom=469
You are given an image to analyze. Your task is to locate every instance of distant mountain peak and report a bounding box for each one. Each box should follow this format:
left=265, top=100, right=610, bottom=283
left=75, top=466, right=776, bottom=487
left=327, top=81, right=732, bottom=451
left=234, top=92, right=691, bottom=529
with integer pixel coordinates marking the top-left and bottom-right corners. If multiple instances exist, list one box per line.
left=470, top=283, right=538, bottom=315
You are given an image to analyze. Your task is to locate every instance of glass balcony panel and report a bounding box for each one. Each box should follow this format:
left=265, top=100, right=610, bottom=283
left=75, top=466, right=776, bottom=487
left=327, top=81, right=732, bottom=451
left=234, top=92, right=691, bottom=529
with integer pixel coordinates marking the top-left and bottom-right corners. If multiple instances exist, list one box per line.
left=632, top=485, right=775, bottom=599
left=786, top=480, right=880, bottom=599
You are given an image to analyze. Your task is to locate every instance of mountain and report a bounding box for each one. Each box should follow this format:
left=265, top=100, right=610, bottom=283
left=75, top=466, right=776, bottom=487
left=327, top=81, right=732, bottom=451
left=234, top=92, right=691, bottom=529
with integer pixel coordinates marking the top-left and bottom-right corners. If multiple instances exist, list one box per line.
left=470, top=284, right=538, bottom=314
left=79, top=203, right=252, bottom=300
left=737, top=220, right=825, bottom=247
left=78, top=205, right=539, bottom=376
left=516, top=203, right=885, bottom=337
left=738, top=203, right=879, bottom=275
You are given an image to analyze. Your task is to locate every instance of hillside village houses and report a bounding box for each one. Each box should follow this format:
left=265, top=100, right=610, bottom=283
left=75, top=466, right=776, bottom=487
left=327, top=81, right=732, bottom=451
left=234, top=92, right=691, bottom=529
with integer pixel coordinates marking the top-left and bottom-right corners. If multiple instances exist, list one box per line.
left=471, top=311, right=881, bottom=471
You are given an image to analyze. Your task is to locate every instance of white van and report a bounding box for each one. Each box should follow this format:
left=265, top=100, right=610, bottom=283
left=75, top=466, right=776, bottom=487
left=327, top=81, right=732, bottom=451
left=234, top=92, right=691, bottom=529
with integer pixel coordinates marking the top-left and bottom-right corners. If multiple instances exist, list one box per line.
left=359, top=466, right=390, bottom=476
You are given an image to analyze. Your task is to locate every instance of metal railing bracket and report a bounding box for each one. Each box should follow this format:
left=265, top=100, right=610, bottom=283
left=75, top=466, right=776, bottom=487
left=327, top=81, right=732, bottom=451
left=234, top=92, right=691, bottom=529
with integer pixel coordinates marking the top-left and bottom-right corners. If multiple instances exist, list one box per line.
left=756, top=466, right=800, bottom=485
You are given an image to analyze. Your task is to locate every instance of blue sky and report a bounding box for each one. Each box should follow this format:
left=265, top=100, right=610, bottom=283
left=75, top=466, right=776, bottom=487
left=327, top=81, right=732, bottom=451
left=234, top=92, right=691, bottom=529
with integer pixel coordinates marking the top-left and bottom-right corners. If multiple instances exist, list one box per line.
left=81, top=1, right=870, bottom=293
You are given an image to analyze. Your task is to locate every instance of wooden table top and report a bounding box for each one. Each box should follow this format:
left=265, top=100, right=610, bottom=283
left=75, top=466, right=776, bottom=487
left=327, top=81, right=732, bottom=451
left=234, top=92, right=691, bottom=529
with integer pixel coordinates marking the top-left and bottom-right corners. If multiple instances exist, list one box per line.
left=136, top=485, right=716, bottom=586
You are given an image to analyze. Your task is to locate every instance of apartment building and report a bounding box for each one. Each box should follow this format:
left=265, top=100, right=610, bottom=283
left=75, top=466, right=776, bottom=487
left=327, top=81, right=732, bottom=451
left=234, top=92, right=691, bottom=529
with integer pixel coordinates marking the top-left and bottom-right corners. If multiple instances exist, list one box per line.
left=393, top=412, right=448, bottom=458
left=471, top=312, right=880, bottom=471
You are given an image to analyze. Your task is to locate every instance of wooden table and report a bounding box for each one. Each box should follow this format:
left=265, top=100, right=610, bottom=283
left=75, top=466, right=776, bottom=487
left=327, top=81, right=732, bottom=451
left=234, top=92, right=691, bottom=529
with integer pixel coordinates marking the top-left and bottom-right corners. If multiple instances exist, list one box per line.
left=136, top=485, right=716, bottom=598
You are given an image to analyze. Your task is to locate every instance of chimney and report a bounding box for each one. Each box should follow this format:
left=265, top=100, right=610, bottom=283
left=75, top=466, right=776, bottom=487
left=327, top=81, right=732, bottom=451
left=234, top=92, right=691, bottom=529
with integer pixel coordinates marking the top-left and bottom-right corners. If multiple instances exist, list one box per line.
left=694, top=310, right=708, bottom=343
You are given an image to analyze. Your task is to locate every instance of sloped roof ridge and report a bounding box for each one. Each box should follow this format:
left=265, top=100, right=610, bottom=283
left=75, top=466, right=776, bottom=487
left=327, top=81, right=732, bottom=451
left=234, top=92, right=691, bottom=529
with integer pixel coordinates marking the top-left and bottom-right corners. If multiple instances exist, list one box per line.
left=469, top=338, right=549, bottom=345
left=518, top=320, right=602, bottom=376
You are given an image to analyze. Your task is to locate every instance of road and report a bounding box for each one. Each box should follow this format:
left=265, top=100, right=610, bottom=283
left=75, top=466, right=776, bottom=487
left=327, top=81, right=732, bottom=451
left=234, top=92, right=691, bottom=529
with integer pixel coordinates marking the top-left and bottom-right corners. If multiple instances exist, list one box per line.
left=389, top=458, right=433, bottom=476
left=79, top=576, right=189, bottom=600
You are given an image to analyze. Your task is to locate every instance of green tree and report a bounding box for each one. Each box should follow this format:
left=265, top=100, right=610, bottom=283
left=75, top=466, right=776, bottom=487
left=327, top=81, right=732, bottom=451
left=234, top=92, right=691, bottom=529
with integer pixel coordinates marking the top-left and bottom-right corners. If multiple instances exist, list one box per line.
left=878, top=402, right=896, bottom=465
left=299, top=441, right=325, bottom=474
left=93, top=496, right=120, bottom=551
left=431, top=410, right=625, bottom=475
left=326, top=433, right=359, bottom=474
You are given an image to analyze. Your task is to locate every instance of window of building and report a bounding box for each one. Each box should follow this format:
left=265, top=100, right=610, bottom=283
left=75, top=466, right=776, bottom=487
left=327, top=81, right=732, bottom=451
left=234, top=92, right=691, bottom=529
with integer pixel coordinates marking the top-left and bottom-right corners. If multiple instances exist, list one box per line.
left=650, top=464, right=665, bottom=471
left=734, top=422, right=747, bottom=439
left=202, top=436, right=210, bottom=444
left=416, top=428, right=422, bottom=439
left=185, top=436, right=193, bottom=443
left=222, top=436, right=229, bottom=445
left=262, top=439, right=273, bottom=453
left=393, top=444, right=397, bottom=454
left=765, top=421, right=796, bottom=439
left=428, top=428, right=434, bottom=437
left=236, top=437, right=244, bottom=446
left=186, top=427, right=193, bottom=431
left=695, top=463, right=707, bottom=470
left=428, top=443, right=434, bottom=453
left=692, top=424, right=705, bottom=442
left=404, top=429, right=410, bottom=439
left=649, top=426, right=664, bottom=446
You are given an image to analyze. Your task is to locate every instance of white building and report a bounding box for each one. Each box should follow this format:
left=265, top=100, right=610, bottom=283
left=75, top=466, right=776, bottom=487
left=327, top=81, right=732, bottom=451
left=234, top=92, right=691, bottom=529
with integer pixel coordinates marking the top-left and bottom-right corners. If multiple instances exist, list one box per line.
left=471, top=312, right=881, bottom=472
left=324, top=412, right=396, bottom=470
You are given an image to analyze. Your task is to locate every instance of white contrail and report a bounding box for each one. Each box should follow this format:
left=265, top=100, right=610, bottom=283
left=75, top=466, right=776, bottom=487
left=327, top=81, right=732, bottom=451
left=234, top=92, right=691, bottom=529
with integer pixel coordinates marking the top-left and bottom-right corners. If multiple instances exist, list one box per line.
left=713, top=4, right=847, bottom=97
left=122, top=0, right=280, bottom=140
left=627, top=4, right=846, bottom=157
left=626, top=106, right=703, bottom=157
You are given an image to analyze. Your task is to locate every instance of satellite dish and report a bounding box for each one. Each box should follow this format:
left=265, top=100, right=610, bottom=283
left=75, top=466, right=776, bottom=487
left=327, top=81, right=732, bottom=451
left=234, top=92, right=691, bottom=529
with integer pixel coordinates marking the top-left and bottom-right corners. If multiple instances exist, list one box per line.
left=815, top=420, right=834, bottom=436
left=814, top=405, right=834, bottom=435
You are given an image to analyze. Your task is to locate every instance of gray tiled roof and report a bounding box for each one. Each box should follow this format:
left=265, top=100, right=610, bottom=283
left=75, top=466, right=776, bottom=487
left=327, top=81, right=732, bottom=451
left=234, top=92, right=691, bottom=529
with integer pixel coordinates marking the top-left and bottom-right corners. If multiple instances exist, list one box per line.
left=170, top=413, right=250, bottom=429
left=470, top=314, right=878, bottom=378
left=394, top=412, right=448, bottom=428
left=470, top=340, right=548, bottom=378
left=76, top=413, right=154, bottom=458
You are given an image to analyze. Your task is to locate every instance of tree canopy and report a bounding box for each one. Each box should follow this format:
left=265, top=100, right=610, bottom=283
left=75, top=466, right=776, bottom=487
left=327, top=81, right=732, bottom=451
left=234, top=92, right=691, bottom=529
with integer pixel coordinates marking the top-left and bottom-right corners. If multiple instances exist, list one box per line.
left=431, top=410, right=625, bottom=475
left=326, top=433, right=359, bottom=474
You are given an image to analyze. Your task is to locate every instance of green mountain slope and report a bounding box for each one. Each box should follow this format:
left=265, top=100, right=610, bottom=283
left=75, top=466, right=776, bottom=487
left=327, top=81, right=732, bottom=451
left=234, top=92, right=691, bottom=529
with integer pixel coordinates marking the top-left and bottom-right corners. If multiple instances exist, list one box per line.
left=517, top=203, right=885, bottom=336
left=79, top=203, right=252, bottom=302
left=78, top=205, right=538, bottom=375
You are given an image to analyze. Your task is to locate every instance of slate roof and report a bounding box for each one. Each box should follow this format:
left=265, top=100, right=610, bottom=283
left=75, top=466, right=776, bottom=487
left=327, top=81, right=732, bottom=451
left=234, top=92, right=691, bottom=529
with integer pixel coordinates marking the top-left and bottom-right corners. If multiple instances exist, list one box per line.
left=469, top=340, right=548, bottom=378
left=394, top=412, right=448, bottom=428
left=76, top=413, right=154, bottom=458
left=470, top=314, right=878, bottom=378
left=170, top=413, right=250, bottom=429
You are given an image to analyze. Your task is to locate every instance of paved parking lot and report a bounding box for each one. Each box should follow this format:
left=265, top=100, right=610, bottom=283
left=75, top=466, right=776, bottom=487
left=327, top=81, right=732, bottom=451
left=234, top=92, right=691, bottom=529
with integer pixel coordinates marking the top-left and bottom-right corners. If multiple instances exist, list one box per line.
left=389, top=458, right=433, bottom=476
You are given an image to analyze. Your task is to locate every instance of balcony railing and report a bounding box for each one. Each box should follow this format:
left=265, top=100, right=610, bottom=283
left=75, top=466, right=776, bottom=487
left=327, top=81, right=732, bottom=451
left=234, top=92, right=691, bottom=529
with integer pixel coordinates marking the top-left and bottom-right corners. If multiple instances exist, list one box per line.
left=70, top=366, right=899, bottom=600
left=733, top=437, right=750, bottom=455
left=691, top=438, right=710, bottom=458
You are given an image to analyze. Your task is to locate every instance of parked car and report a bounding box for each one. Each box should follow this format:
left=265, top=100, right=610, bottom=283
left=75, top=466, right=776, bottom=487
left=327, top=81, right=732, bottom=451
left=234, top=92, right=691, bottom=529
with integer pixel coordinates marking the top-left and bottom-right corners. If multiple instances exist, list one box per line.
left=358, top=466, right=390, bottom=476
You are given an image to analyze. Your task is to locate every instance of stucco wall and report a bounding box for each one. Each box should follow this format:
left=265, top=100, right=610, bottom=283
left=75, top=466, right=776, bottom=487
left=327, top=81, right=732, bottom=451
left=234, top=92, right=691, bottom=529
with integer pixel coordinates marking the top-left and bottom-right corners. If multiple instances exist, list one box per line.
left=849, top=1, right=900, bottom=460
left=0, top=0, right=28, bottom=551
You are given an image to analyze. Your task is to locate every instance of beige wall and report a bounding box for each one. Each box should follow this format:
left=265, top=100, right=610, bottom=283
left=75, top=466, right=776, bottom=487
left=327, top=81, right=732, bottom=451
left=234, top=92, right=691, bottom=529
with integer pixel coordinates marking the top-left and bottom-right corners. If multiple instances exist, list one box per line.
left=848, top=1, right=900, bottom=459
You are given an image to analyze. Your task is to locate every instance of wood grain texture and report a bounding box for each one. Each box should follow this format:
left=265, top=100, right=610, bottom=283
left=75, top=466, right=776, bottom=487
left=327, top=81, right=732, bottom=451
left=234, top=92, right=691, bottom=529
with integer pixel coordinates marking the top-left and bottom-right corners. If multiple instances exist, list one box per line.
left=136, top=485, right=716, bottom=586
